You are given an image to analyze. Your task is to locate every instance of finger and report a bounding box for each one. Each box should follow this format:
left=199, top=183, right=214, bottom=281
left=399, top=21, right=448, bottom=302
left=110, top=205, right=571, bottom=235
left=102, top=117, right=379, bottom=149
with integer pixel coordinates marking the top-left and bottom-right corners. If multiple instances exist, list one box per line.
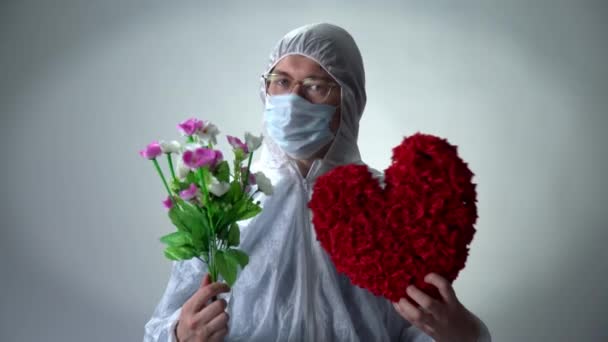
left=394, top=300, right=436, bottom=338
left=202, top=273, right=211, bottom=287
left=194, top=299, right=227, bottom=324
left=424, top=273, right=457, bottom=304
left=190, top=283, right=231, bottom=313
left=393, top=301, right=408, bottom=319
left=393, top=302, right=402, bottom=315
left=420, top=323, right=437, bottom=340
left=396, top=298, right=433, bottom=326
left=406, top=285, right=441, bottom=316
left=206, top=311, right=230, bottom=336
left=208, top=328, right=228, bottom=342
left=182, top=273, right=212, bottom=314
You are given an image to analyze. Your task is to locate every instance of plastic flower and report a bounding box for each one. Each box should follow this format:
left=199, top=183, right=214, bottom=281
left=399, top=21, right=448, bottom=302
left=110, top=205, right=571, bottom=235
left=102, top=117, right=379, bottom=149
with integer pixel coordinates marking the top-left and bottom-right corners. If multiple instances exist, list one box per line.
left=176, top=157, right=190, bottom=180
left=241, top=167, right=256, bottom=185
left=182, top=142, right=203, bottom=152
left=139, top=141, right=162, bottom=159
left=162, top=196, right=173, bottom=209
left=160, top=140, right=181, bottom=154
left=210, top=150, right=224, bottom=168
left=178, top=118, right=204, bottom=136
left=254, top=172, right=273, bottom=195
left=227, top=135, right=248, bottom=153
left=245, top=132, right=263, bottom=152
left=197, top=121, right=220, bottom=145
left=140, top=116, right=273, bottom=286
left=208, top=176, right=230, bottom=197
left=182, top=148, right=222, bottom=169
left=179, top=183, right=200, bottom=201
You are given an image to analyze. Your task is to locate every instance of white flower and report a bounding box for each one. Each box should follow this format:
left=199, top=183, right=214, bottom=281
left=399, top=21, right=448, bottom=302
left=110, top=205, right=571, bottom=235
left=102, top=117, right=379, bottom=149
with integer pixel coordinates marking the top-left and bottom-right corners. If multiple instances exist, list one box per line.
left=196, top=122, right=220, bottom=145
left=176, top=156, right=190, bottom=180
left=254, top=171, right=273, bottom=195
left=208, top=176, right=230, bottom=197
left=181, top=142, right=203, bottom=152
left=159, top=140, right=181, bottom=154
left=245, top=132, right=263, bottom=152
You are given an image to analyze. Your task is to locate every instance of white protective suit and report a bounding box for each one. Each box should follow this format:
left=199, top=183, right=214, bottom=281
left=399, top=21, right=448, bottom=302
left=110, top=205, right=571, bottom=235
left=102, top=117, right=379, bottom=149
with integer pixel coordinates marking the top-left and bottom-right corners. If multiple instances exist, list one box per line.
left=144, top=23, right=491, bottom=342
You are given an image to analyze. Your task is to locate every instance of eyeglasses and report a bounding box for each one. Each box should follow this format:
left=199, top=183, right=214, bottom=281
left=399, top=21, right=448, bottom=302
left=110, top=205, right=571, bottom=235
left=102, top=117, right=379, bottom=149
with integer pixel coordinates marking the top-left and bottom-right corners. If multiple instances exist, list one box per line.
left=262, top=73, right=339, bottom=104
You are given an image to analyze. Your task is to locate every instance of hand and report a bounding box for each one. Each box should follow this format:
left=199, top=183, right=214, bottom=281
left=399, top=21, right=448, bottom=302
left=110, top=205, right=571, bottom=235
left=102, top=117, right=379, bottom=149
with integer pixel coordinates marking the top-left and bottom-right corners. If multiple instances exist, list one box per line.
left=393, top=273, right=479, bottom=342
left=176, top=273, right=231, bottom=342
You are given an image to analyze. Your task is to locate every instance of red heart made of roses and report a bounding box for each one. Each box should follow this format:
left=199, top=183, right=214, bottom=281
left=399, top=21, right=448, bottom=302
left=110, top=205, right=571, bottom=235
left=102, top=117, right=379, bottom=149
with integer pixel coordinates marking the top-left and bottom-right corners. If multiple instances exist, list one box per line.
left=309, top=133, right=478, bottom=302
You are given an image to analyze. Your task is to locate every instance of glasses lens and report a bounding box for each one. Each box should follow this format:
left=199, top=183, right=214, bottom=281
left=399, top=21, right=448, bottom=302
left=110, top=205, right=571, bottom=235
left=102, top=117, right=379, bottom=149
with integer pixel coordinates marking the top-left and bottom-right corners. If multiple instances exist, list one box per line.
left=302, top=79, right=332, bottom=103
left=266, top=74, right=292, bottom=95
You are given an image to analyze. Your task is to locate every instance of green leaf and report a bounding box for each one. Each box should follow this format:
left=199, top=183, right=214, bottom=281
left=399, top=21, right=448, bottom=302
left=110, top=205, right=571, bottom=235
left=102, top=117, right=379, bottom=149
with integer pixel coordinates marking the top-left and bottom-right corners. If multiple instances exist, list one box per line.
left=160, top=231, right=193, bottom=247
left=237, top=202, right=262, bottom=221
left=170, top=179, right=182, bottom=194
left=231, top=195, right=248, bottom=212
left=164, top=245, right=196, bottom=261
left=227, top=223, right=240, bottom=247
left=168, top=207, right=188, bottom=232
left=225, top=248, right=249, bottom=268
left=199, top=251, right=209, bottom=263
left=206, top=200, right=220, bottom=219
left=215, top=222, right=230, bottom=240
left=227, top=181, right=242, bottom=202
left=175, top=201, right=210, bottom=251
left=214, top=250, right=237, bottom=286
left=215, top=161, right=230, bottom=183
left=234, top=148, right=245, bottom=162
left=186, top=172, right=197, bottom=185
left=217, top=203, right=241, bottom=228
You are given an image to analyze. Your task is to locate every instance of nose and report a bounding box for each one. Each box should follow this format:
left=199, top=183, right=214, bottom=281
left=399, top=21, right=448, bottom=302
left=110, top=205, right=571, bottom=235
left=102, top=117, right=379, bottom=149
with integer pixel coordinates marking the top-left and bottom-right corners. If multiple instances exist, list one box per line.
left=290, top=82, right=307, bottom=97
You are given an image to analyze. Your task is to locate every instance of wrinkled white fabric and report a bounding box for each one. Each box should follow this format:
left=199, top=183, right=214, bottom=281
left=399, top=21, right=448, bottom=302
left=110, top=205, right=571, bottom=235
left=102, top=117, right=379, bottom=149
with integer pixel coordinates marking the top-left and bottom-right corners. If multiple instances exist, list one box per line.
left=143, top=23, right=491, bottom=342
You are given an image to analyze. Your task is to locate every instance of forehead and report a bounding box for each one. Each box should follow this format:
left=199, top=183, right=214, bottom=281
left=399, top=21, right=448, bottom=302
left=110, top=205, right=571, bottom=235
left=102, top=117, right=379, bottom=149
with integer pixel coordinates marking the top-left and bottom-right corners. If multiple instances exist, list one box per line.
left=271, top=54, right=332, bottom=79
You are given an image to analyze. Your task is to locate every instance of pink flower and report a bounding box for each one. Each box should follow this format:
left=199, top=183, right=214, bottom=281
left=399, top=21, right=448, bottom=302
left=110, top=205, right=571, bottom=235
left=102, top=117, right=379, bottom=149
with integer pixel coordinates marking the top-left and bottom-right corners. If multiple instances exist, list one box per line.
left=211, top=150, right=224, bottom=168
left=139, top=141, right=162, bottom=159
left=178, top=118, right=204, bottom=136
left=241, top=167, right=256, bottom=185
left=182, top=147, right=223, bottom=169
left=162, top=196, right=173, bottom=209
left=179, top=183, right=200, bottom=200
left=227, top=135, right=249, bottom=153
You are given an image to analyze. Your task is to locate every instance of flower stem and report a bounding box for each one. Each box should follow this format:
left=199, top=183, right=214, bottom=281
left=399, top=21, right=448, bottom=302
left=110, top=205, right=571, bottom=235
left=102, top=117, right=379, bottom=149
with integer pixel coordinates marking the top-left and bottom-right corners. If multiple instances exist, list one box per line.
left=197, top=168, right=211, bottom=210
left=208, top=251, right=214, bottom=279
left=243, top=152, right=254, bottom=188
left=153, top=158, right=173, bottom=198
left=197, top=167, right=218, bottom=281
left=211, top=246, right=218, bottom=281
left=167, top=154, right=177, bottom=181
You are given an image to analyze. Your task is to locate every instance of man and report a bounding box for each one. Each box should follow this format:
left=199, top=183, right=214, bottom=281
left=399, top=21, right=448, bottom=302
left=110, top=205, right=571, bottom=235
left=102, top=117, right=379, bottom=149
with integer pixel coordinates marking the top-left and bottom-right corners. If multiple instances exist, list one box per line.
left=144, top=23, right=491, bottom=342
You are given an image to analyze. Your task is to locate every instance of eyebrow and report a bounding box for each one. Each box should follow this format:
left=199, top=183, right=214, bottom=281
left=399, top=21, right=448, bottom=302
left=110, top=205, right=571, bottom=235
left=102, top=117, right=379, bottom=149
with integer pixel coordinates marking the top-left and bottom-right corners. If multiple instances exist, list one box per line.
left=272, top=68, right=333, bottom=82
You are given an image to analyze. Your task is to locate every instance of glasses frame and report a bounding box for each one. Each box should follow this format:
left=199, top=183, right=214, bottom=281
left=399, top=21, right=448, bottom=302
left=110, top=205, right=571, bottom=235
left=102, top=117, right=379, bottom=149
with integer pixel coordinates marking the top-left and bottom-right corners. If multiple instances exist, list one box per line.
left=261, top=73, right=339, bottom=104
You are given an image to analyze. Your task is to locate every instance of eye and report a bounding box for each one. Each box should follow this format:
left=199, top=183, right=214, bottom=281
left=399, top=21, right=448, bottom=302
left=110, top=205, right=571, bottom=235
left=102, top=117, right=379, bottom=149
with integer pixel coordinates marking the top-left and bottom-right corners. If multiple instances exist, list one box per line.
left=270, top=76, right=291, bottom=88
left=306, top=82, right=329, bottom=94
left=276, top=78, right=289, bottom=86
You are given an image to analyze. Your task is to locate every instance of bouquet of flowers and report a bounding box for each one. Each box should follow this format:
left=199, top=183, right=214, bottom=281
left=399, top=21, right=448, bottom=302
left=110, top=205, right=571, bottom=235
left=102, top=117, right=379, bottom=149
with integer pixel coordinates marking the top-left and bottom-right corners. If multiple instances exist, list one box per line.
left=139, top=118, right=273, bottom=286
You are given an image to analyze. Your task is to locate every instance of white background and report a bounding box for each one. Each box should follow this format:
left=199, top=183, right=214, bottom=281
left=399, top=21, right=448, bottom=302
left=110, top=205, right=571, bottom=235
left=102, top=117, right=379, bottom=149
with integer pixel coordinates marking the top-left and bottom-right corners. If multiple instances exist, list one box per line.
left=1, top=0, right=607, bottom=341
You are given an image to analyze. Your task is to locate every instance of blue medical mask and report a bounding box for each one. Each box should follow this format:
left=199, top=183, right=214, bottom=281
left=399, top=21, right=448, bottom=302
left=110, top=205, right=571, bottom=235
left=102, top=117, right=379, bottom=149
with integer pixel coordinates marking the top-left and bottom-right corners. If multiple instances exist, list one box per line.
left=263, top=94, right=337, bottom=159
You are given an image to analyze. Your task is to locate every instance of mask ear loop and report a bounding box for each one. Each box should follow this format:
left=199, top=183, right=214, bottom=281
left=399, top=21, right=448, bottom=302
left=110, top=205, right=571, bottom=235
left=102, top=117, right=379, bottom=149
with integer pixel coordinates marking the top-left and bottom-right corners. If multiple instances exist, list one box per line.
left=320, top=85, right=343, bottom=164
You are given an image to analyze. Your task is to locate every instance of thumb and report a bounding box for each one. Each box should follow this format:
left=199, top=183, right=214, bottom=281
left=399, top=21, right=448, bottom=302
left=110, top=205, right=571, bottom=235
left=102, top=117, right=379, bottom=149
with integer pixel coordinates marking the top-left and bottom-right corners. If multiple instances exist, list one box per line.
left=201, top=273, right=211, bottom=287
